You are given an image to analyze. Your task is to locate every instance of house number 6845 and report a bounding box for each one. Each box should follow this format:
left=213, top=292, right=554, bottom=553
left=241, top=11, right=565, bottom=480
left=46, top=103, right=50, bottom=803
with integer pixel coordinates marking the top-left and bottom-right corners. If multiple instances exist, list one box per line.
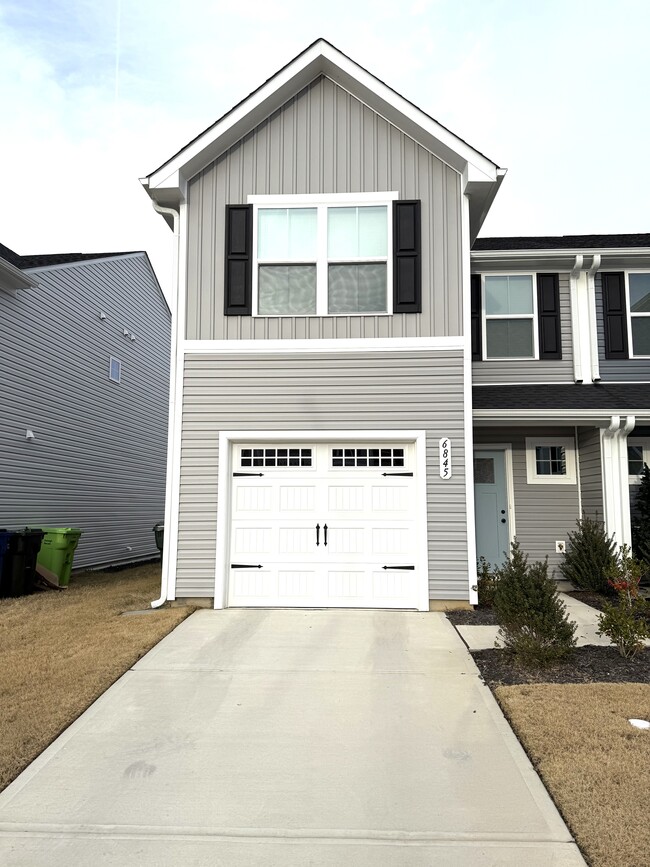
left=439, top=437, right=452, bottom=479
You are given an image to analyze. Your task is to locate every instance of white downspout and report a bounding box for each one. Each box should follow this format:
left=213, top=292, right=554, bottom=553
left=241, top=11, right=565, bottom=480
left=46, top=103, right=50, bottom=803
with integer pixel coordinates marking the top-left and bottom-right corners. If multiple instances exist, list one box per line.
left=602, top=416, right=620, bottom=544
left=151, top=201, right=180, bottom=608
left=587, top=254, right=601, bottom=382
left=618, top=416, right=635, bottom=548
left=569, top=255, right=584, bottom=382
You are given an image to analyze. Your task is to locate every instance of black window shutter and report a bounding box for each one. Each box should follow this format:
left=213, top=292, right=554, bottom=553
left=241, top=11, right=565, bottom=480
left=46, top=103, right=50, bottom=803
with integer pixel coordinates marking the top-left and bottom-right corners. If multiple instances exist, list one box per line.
left=224, top=205, right=252, bottom=316
left=470, top=274, right=482, bottom=360
left=393, top=200, right=421, bottom=313
left=602, top=272, right=629, bottom=359
left=536, top=273, right=562, bottom=359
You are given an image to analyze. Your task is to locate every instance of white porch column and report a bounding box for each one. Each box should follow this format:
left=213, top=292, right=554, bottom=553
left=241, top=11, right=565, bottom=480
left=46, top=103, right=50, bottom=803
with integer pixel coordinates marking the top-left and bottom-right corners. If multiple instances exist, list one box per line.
left=600, top=415, right=635, bottom=548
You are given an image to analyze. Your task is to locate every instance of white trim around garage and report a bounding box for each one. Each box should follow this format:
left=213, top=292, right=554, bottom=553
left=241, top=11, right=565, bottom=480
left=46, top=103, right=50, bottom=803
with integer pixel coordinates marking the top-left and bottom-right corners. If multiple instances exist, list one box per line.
left=213, top=429, right=430, bottom=612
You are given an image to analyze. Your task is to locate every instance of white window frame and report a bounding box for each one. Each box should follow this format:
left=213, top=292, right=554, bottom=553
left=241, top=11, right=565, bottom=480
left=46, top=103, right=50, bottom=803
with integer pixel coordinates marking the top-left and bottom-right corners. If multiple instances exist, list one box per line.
left=625, top=270, right=650, bottom=359
left=525, top=436, right=576, bottom=485
left=481, top=272, right=539, bottom=361
left=249, top=192, right=398, bottom=317
left=627, top=437, right=650, bottom=483
left=109, top=356, right=121, bottom=383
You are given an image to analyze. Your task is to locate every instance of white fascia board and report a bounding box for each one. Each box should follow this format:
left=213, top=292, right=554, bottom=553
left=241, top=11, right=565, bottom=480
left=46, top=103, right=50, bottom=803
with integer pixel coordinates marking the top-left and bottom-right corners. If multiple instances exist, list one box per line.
left=474, top=409, right=650, bottom=425
left=146, top=40, right=500, bottom=194
left=472, top=248, right=650, bottom=261
left=182, top=336, right=464, bottom=354
left=0, top=258, right=38, bottom=291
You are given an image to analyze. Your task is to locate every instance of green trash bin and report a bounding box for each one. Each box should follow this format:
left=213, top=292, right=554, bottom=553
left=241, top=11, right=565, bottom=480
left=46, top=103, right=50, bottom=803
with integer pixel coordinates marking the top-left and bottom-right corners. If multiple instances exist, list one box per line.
left=35, top=528, right=82, bottom=588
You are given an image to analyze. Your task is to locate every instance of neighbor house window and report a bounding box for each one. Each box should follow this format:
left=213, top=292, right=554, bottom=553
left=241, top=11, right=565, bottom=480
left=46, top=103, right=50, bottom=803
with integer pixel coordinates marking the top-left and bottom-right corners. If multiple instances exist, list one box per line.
left=109, top=357, right=121, bottom=383
left=628, top=438, right=650, bottom=481
left=525, top=437, right=576, bottom=484
left=251, top=193, right=395, bottom=316
left=483, top=274, right=537, bottom=359
left=628, top=273, right=650, bottom=357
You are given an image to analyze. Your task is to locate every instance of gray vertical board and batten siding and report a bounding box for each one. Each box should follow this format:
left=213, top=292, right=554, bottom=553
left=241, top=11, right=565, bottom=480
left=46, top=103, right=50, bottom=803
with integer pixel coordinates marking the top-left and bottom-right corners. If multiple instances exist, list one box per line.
left=0, top=255, right=170, bottom=568
left=185, top=75, right=463, bottom=341
left=577, top=428, right=604, bottom=521
left=595, top=274, right=650, bottom=381
left=473, top=427, right=580, bottom=575
left=472, top=274, right=574, bottom=384
left=178, top=350, right=469, bottom=600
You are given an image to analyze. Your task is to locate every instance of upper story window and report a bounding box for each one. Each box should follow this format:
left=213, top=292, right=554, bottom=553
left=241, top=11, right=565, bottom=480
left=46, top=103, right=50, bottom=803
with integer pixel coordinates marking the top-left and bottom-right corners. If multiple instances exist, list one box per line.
left=628, top=273, right=650, bottom=357
left=483, top=274, right=538, bottom=359
left=251, top=193, right=396, bottom=317
left=109, top=357, right=121, bottom=383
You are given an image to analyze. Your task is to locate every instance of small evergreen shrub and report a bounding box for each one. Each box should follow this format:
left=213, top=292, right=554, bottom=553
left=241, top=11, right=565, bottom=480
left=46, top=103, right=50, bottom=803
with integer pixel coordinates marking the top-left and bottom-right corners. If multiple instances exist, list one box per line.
left=631, top=463, right=650, bottom=568
left=476, top=557, right=497, bottom=608
left=493, top=539, right=576, bottom=667
left=597, top=544, right=650, bottom=658
left=559, top=515, right=617, bottom=594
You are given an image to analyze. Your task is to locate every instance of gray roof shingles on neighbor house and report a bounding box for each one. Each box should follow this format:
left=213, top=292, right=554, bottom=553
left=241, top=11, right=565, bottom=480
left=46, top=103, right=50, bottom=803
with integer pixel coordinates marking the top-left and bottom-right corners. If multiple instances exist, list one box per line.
left=473, top=233, right=650, bottom=251
left=0, top=242, right=137, bottom=269
left=473, top=383, right=650, bottom=410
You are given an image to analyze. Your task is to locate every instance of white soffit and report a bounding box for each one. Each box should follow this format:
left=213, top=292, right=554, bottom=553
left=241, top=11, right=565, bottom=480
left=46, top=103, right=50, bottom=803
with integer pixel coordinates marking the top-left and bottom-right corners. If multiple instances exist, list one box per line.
left=144, top=39, right=502, bottom=197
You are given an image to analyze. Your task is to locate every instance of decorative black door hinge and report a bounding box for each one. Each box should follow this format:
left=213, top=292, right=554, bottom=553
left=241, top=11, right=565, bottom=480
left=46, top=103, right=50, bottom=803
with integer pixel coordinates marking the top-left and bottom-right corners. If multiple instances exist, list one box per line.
left=233, top=472, right=264, bottom=477
left=381, top=472, right=413, bottom=477
left=382, top=565, right=415, bottom=570
left=231, top=564, right=263, bottom=569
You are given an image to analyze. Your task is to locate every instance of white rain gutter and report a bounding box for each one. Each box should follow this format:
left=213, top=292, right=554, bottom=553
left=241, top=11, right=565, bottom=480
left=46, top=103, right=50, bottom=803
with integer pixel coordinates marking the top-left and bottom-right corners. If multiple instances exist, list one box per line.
left=569, top=255, right=585, bottom=382
left=151, top=201, right=180, bottom=608
left=601, top=414, right=635, bottom=549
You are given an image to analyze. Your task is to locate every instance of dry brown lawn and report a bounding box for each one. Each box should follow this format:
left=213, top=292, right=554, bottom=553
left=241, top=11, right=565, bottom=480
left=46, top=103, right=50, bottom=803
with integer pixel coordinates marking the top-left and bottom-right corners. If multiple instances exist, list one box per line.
left=0, top=562, right=193, bottom=792
left=497, top=683, right=650, bottom=867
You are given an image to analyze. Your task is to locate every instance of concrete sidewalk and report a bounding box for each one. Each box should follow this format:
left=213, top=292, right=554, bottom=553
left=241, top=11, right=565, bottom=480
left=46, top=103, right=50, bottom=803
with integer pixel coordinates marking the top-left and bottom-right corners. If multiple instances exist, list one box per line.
left=0, top=609, right=586, bottom=865
left=457, top=591, right=650, bottom=650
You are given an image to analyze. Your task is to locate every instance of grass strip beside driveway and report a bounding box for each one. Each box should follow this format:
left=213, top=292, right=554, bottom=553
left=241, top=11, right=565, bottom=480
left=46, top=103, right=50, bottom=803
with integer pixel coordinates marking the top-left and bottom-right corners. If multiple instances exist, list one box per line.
left=497, top=683, right=650, bottom=867
left=0, top=563, right=193, bottom=792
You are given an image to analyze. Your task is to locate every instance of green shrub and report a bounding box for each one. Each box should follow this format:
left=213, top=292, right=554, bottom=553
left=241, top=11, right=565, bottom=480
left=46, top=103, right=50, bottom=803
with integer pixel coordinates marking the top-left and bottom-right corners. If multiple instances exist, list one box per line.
left=559, top=515, right=617, bottom=593
left=631, top=463, right=650, bottom=567
left=476, top=557, right=497, bottom=608
left=494, top=539, right=576, bottom=668
left=597, top=544, right=650, bottom=658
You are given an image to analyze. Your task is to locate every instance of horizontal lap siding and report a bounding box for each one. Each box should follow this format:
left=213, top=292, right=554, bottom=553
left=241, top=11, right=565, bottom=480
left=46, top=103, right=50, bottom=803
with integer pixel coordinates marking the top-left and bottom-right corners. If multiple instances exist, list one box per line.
left=472, top=273, right=573, bottom=384
left=473, top=427, right=580, bottom=575
left=0, top=256, right=170, bottom=568
left=595, top=274, right=650, bottom=381
left=186, top=75, right=462, bottom=341
left=178, top=350, right=468, bottom=599
left=578, top=428, right=604, bottom=521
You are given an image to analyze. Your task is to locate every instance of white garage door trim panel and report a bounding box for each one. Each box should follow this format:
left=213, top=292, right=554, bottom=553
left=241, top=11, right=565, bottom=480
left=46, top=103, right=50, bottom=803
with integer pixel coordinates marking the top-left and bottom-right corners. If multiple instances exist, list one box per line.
left=214, top=430, right=429, bottom=611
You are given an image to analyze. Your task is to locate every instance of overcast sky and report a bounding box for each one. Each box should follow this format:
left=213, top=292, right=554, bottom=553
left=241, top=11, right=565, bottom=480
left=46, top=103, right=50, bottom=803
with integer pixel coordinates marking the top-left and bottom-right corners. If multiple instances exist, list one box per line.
left=1, top=0, right=648, bottom=299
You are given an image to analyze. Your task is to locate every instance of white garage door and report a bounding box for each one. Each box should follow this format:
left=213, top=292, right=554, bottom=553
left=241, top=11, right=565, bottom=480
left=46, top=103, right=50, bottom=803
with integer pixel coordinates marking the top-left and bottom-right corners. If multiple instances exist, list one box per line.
left=228, top=442, right=422, bottom=609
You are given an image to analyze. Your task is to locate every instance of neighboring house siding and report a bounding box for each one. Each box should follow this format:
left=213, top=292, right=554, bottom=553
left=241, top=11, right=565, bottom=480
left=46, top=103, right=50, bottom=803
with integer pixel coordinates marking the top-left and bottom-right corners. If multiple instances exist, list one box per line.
left=178, top=350, right=468, bottom=599
left=473, top=427, right=580, bottom=575
left=472, top=273, right=573, bottom=384
left=595, top=274, right=650, bottom=381
left=185, top=75, right=463, bottom=341
left=578, top=427, right=604, bottom=521
left=0, top=254, right=170, bottom=568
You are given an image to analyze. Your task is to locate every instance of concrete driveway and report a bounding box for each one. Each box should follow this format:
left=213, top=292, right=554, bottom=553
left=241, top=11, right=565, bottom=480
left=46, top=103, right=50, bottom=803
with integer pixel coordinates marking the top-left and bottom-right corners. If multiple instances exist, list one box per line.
left=0, top=609, right=585, bottom=865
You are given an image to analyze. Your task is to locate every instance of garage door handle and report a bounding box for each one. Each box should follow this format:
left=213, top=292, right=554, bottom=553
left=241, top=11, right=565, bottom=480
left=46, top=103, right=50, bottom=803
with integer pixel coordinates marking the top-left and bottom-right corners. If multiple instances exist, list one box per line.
left=316, top=524, right=320, bottom=546
left=323, top=524, right=328, bottom=546
left=382, top=565, right=415, bottom=570
left=231, top=564, right=263, bottom=569
left=382, top=472, right=413, bottom=477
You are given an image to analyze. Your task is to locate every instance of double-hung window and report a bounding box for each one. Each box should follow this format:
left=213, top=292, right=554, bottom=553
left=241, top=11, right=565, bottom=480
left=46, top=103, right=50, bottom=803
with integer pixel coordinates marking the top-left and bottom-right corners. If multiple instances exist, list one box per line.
left=251, top=193, right=396, bottom=316
left=483, top=274, right=537, bottom=359
left=628, top=272, right=650, bottom=357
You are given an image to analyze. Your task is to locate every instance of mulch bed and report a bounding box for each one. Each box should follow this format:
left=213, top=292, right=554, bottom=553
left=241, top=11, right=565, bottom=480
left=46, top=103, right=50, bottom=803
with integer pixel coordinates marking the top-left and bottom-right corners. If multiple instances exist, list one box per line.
left=472, top=646, right=650, bottom=686
left=564, top=590, right=610, bottom=611
left=445, top=607, right=498, bottom=626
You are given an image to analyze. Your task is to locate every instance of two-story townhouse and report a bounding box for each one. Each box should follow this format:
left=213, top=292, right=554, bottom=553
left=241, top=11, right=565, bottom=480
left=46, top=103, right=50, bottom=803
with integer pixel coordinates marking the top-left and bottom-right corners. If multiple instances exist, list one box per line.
left=142, top=39, right=649, bottom=611
left=471, top=235, right=650, bottom=576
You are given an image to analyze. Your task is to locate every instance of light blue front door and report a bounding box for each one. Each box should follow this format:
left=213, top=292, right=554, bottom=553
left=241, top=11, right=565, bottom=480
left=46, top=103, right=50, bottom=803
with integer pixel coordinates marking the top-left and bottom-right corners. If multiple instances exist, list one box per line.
left=474, top=450, right=510, bottom=566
